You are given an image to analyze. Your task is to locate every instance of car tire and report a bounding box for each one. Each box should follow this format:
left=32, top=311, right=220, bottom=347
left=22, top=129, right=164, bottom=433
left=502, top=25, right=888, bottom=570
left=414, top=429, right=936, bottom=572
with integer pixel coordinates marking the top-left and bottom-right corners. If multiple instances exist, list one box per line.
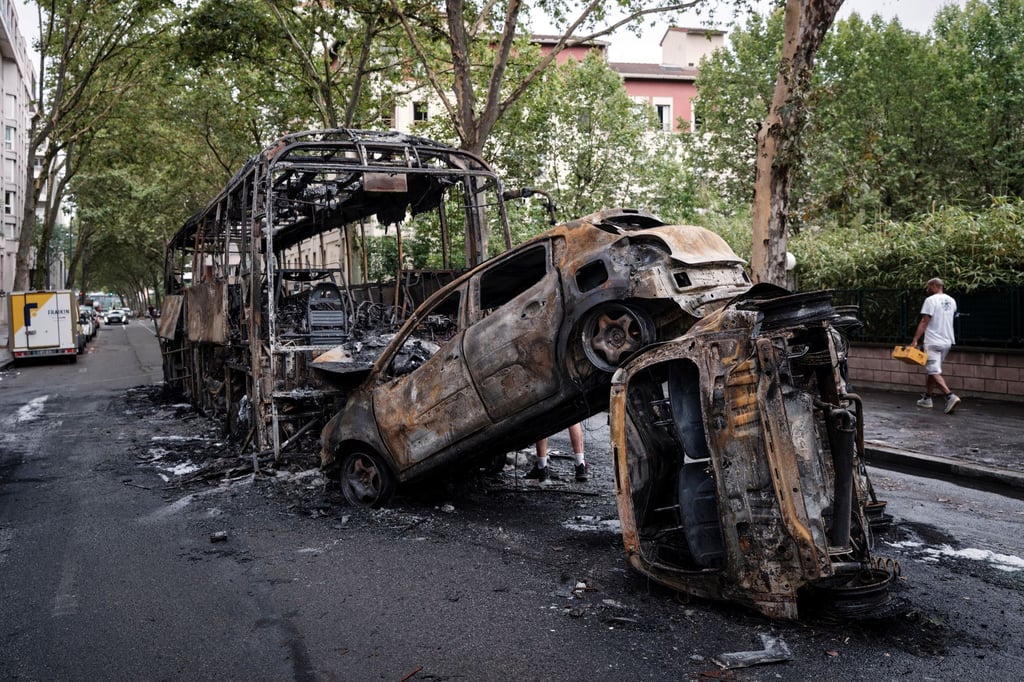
left=339, top=448, right=395, bottom=508
left=580, top=302, right=655, bottom=372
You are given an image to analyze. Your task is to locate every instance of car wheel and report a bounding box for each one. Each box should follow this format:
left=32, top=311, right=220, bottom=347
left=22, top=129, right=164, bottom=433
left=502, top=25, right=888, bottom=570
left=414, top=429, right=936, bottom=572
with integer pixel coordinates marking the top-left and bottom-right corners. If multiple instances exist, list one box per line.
left=339, top=448, right=395, bottom=508
left=580, top=303, right=655, bottom=372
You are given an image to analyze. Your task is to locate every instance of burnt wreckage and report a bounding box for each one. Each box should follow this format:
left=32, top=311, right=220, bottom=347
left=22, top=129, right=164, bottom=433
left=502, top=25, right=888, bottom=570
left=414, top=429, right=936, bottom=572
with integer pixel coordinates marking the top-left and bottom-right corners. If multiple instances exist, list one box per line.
left=160, top=129, right=509, bottom=456
left=161, top=128, right=898, bottom=620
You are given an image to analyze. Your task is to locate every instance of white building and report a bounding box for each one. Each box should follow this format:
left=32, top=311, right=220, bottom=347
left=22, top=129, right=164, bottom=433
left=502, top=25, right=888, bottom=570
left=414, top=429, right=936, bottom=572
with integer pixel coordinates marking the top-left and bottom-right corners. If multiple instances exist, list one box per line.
left=0, top=0, right=36, bottom=322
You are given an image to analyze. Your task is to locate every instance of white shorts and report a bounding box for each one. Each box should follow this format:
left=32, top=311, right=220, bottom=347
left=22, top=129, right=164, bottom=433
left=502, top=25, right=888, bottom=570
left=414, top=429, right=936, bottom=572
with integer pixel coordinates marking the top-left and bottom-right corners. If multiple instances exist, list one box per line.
left=924, top=344, right=951, bottom=375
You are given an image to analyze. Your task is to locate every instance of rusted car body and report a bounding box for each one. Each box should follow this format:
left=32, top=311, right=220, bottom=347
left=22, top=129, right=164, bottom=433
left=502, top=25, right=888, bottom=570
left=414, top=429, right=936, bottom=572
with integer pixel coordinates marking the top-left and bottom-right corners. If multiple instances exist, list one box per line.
left=320, top=208, right=752, bottom=506
left=609, top=285, right=897, bottom=620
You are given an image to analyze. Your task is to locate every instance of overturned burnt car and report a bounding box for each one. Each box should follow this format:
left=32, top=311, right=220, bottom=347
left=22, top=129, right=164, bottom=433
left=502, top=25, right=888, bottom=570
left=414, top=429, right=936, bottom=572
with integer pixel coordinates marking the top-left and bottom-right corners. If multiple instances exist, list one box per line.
left=609, top=285, right=898, bottom=620
left=319, top=208, right=752, bottom=506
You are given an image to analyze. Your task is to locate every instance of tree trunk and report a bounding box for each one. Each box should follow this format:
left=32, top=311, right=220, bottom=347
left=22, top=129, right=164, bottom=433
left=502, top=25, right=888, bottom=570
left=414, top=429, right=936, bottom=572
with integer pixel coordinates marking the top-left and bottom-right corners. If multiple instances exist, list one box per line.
left=751, top=0, right=843, bottom=286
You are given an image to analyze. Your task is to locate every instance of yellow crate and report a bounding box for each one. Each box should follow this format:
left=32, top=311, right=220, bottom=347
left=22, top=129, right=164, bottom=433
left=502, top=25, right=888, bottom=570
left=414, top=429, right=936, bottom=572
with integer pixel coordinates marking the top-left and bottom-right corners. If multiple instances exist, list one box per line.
left=892, top=345, right=927, bottom=366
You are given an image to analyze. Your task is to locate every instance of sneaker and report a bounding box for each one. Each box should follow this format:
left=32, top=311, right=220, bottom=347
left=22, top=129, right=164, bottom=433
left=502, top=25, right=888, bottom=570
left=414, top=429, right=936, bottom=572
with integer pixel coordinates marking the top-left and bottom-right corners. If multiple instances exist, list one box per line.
left=524, top=463, right=549, bottom=482
left=916, top=395, right=933, bottom=408
left=574, top=462, right=589, bottom=482
left=944, top=393, right=961, bottom=414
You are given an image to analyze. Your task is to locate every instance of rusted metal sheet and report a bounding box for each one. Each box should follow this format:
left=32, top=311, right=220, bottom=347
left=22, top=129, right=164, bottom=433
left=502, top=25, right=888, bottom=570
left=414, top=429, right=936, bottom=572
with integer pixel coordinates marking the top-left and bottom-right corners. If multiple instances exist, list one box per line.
left=185, top=283, right=228, bottom=344
left=157, top=295, right=183, bottom=340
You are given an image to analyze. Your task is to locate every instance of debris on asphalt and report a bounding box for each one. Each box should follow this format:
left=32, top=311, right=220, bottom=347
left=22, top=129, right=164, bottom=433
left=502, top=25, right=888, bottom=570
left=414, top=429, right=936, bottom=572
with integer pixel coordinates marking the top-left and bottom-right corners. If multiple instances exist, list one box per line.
left=713, top=633, right=793, bottom=669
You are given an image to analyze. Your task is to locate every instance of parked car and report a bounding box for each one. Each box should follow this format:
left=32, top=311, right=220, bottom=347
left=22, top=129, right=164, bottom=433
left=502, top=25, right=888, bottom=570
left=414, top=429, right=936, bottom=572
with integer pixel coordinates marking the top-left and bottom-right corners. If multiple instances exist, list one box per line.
left=105, top=309, right=127, bottom=325
left=319, top=208, right=752, bottom=507
left=78, top=306, right=97, bottom=342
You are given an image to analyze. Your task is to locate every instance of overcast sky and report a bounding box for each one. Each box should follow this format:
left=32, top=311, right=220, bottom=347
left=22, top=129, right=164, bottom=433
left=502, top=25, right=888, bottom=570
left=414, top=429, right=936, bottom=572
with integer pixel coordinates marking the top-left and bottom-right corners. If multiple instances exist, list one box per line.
left=606, top=0, right=967, bottom=61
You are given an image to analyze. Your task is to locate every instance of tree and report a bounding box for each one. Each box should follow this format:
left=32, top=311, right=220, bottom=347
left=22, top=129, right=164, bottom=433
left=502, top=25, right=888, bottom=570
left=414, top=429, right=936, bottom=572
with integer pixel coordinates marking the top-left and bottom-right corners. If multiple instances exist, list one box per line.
left=15, top=0, right=173, bottom=291
left=686, top=11, right=782, bottom=205
left=750, top=0, right=843, bottom=286
left=388, top=0, right=708, bottom=263
left=932, top=0, right=1024, bottom=201
left=412, top=51, right=698, bottom=251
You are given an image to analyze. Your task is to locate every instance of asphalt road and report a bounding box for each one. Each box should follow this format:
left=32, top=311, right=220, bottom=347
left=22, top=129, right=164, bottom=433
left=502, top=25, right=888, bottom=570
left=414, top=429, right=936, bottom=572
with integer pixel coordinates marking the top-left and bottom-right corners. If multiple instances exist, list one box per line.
left=1, top=320, right=1022, bottom=681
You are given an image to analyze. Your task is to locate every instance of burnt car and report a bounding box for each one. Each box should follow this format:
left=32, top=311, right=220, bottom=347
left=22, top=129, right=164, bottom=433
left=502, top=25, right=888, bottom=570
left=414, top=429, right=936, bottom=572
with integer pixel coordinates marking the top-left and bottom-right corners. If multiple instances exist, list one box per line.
left=609, top=285, right=898, bottom=621
left=319, top=208, right=752, bottom=506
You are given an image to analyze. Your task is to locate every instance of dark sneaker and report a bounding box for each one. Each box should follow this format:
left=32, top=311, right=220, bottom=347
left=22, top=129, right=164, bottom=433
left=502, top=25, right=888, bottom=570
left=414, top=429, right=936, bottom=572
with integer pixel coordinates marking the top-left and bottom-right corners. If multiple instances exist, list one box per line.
left=574, top=462, right=589, bottom=482
left=524, top=463, right=549, bottom=482
left=944, top=393, right=961, bottom=414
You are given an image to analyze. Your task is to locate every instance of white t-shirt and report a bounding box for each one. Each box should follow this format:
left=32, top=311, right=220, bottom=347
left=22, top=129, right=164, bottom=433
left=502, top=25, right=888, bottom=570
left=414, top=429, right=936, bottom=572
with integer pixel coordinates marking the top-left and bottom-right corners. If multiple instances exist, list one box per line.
left=921, top=292, right=957, bottom=347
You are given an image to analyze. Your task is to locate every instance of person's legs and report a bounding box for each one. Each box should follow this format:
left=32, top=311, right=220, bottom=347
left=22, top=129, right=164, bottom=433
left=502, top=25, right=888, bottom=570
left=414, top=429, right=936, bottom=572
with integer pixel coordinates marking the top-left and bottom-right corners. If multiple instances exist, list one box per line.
left=568, top=423, right=588, bottom=481
left=525, top=438, right=550, bottom=480
left=923, top=345, right=960, bottom=413
left=569, top=424, right=584, bottom=462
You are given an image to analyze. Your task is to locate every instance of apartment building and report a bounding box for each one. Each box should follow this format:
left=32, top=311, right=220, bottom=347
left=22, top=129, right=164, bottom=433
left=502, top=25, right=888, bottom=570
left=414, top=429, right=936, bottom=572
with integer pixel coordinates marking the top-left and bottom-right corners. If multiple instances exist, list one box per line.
left=394, top=27, right=725, bottom=136
left=0, top=0, right=36, bottom=323
left=612, top=27, right=725, bottom=133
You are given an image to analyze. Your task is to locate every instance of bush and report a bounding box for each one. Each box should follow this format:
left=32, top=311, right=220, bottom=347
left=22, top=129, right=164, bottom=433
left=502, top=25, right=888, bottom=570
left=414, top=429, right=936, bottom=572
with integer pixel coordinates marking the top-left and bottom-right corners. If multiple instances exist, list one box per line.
left=694, top=198, right=1024, bottom=292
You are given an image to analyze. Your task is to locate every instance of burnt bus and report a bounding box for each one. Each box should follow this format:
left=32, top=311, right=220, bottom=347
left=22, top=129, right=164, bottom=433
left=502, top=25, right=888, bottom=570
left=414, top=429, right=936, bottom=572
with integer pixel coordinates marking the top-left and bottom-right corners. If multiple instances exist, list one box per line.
left=160, top=129, right=514, bottom=459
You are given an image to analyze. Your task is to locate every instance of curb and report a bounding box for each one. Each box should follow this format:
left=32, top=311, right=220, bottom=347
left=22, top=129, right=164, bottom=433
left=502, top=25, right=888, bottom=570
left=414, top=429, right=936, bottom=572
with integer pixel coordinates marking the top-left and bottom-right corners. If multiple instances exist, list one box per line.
left=864, top=442, right=1024, bottom=492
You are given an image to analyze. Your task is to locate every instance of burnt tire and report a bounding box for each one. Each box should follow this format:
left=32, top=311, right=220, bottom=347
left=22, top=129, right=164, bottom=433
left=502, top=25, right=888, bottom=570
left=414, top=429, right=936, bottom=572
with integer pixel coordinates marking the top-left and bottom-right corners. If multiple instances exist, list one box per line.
left=339, top=448, right=395, bottom=508
left=581, top=303, right=655, bottom=372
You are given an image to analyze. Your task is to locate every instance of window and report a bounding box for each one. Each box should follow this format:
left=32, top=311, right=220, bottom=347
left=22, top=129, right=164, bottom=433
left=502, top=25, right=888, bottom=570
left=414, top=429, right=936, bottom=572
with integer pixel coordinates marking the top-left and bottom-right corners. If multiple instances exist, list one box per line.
left=655, top=103, right=672, bottom=132
left=691, top=98, right=704, bottom=133
left=4, top=221, right=15, bottom=241
left=413, top=101, right=428, bottom=122
left=478, top=244, right=548, bottom=314
left=385, top=288, right=462, bottom=377
left=4, top=94, right=15, bottom=119
left=4, top=126, right=14, bottom=151
left=5, top=159, right=15, bottom=181
left=4, top=191, right=14, bottom=215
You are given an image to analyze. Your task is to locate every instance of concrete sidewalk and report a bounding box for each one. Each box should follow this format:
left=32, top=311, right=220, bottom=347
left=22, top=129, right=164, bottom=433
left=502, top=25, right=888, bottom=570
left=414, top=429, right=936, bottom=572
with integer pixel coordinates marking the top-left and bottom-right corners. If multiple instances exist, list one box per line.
left=2, top=320, right=1020, bottom=491
left=855, top=384, right=1024, bottom=492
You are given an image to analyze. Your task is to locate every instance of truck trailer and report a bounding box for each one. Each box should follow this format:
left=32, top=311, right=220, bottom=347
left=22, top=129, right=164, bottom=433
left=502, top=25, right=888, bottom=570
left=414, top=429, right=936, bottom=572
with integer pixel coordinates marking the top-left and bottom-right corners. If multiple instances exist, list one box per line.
left=8, top=290, right=82, bottom=362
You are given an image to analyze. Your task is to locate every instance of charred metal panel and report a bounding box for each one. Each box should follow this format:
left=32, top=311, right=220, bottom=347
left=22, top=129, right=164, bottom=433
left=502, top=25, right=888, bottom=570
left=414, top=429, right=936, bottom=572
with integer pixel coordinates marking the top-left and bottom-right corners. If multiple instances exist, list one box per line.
left=185, top=283, right=228, bottom=344
left=157, top=295, right=184, bottom=340
left=371, top=331, right=489, bottom=466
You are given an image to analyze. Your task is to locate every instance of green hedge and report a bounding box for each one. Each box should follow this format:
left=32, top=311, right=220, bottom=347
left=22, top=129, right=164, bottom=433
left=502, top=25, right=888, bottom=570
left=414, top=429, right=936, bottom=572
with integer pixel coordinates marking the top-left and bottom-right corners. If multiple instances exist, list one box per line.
left=696, top=198, right=1024, bottom=292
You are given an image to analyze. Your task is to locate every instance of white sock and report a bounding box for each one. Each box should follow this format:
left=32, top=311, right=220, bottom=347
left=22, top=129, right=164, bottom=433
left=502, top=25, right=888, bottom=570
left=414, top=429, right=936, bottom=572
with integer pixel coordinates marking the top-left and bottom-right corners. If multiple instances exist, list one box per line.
left=573, top=453, right=585, bottom=465
left=536, top=456, right=549, bottom=468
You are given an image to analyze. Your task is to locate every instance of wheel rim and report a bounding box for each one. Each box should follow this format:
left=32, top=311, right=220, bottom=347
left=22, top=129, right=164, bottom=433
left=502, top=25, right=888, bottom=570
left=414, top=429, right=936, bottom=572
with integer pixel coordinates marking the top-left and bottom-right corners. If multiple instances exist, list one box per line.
left=341, top=451, right=389, bottom=507
left=581, top=303, right=655, bottom=372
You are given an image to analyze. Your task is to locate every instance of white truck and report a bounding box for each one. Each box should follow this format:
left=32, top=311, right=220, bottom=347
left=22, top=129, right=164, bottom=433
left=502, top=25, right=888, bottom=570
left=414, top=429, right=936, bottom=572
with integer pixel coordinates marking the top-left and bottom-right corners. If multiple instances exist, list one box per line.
left=7, top=290, right=83, bottom=363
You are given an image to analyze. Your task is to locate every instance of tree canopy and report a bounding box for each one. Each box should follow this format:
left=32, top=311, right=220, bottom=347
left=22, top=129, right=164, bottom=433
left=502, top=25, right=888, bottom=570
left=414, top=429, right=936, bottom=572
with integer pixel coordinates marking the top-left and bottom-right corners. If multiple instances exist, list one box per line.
left=20, top=0, right=1024, bottom=301
left=690, top=0, right=1024, bottom=228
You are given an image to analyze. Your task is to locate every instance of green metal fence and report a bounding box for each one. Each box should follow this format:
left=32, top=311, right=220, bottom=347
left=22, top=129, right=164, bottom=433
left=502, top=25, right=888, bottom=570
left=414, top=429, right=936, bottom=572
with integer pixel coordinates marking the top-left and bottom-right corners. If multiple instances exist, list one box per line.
left=832, top=287, right=1024, bottom=349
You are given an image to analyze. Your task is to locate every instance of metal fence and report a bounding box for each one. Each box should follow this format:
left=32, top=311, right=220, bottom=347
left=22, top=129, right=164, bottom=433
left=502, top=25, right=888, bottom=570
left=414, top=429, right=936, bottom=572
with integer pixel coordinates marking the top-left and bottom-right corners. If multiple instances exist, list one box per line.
left=832, top=287, right=1024, bottom=349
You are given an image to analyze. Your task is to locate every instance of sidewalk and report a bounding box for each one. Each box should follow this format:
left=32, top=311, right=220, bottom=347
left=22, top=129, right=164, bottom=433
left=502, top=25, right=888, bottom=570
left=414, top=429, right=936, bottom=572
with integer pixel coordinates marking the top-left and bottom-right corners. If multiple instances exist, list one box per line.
left=2, top=320, right=1020, bottom=490
left=1, top=323, right=9, bottom=368
left=855, top=384, right=1024, bottom=492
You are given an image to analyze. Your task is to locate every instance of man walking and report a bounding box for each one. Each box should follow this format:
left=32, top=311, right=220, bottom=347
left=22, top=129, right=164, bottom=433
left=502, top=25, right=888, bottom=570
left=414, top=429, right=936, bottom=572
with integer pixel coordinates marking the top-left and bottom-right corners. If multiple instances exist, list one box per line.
left=911, top=277, right=961, bottom=414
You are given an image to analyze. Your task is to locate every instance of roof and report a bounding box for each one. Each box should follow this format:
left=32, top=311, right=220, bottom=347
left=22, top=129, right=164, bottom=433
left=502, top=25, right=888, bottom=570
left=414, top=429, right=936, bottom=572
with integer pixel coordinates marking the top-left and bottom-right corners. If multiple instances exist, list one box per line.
left=660, top=26, right=727, bottom=45
left=609, top=62, right=699, bottom=80
left=531, top=34, right=610, bottom=48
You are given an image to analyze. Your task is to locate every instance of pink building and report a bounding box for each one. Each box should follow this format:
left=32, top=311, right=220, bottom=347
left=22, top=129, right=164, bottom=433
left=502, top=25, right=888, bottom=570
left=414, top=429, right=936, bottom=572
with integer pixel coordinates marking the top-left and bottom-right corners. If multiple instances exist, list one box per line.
left=536, top=27, right=726, bottom=133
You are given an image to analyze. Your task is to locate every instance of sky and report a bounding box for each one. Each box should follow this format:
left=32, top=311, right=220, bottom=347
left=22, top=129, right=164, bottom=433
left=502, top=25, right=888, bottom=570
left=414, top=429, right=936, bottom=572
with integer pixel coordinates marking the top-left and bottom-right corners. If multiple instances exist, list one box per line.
left=604, top=0, right=967, bottom=62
